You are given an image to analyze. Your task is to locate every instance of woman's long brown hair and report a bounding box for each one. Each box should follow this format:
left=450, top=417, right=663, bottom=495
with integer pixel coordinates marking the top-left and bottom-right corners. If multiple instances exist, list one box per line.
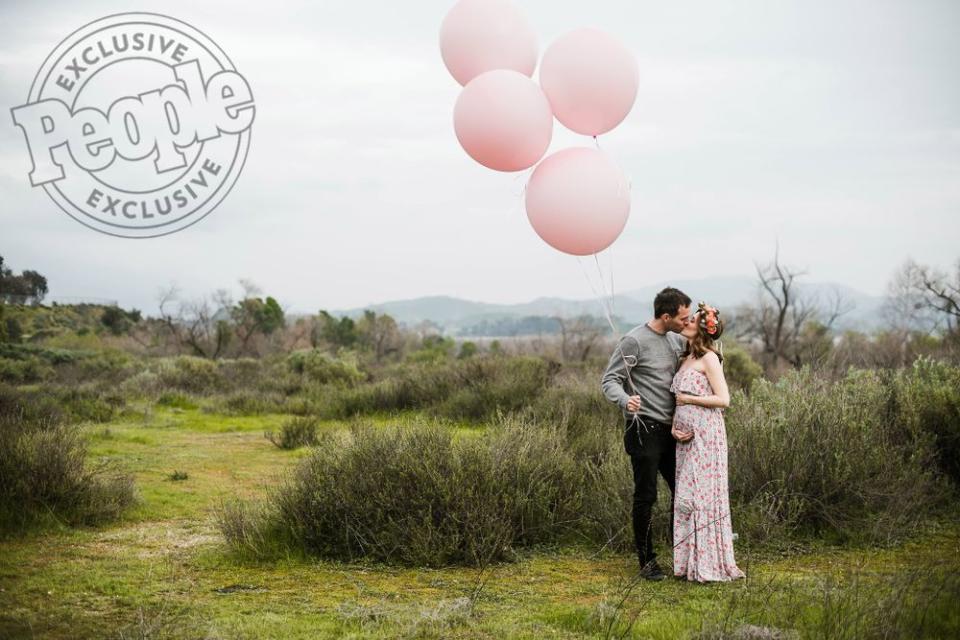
left=683, top=309, right=724, bottom=363
left=683, top=329, right=723, bottom=363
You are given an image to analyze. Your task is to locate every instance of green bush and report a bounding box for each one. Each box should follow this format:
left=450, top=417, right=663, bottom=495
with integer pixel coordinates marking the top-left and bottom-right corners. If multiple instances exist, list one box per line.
left=720, top=342, right=763, bottom=392
left=457, top=341, right=478, bottom=359
left=216, top=498, right=292, bottom=559
left=117, top=370, right=162, bottom=398
left=435, top=356, right=558, bottom=421
left=0, top=342, right=91, bottom=365
left=211, top=389, right=287, bottom=415
left=156, top=392, right=199, bottom=411
left=5, top=316, right=22, bottom=343
left=55, top=386, right=126, bottom=423
left=521, top=372, right=620, bottom=437
left=0, top=355, right=54, bottom=383
left=287, top=349, right=364, bottom=386
left=407, top=335, right=456, bottom=364
left=0, top=384, right=136, bottom=534
left=99, top=306, right=140, bottom=335
left=726, top=367, right=946, bottom=544
left=265, top=416, right=320, bottom=449
left=891, top=358, right=960, bottom=485
left=156, top=356, right=223, bottom=394
left=54, top=349, right=137, bottom=385
left=314, top=356, right=558, bottom=422
left=221, top=412, right=631, bottom=566
left=217, top=357, right=267, bottom=390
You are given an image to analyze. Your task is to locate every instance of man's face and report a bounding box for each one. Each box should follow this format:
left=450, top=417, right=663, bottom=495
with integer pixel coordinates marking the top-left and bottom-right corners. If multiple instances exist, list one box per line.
left=666, top=305, right=691, bottom=333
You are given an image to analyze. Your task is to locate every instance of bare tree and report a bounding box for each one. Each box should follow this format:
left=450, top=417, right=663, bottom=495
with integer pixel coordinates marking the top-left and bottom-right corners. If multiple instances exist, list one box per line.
left=556, top=314, right=605, bottom=362
left=356, top=310, right=403, bottom=363
left=821, top=287, right=857, bottom=330
left=156, top=285, right=232, bottom=359
left=887, top=258, right=960, bottom=335
left=735, top=246, right=852, bottom=372
left=736, top=247, right=811, bottom=370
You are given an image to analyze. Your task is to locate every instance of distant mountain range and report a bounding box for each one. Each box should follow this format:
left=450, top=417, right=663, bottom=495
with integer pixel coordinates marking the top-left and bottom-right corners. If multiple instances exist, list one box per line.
left=328, top=276, right=888, bottom=337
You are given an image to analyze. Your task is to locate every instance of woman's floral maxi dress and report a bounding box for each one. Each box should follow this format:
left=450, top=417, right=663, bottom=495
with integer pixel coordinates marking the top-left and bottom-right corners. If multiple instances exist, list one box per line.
left=670, top=366, right=745, bottom=582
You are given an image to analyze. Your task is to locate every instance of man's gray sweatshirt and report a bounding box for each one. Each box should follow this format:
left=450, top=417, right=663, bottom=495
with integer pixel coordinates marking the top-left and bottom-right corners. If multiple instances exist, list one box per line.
left=600, top=324, right=687, bottom=425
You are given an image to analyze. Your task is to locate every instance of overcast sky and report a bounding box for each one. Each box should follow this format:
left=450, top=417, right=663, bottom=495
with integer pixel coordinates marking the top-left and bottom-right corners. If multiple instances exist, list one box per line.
left=2, top=0, right=958, bottom=314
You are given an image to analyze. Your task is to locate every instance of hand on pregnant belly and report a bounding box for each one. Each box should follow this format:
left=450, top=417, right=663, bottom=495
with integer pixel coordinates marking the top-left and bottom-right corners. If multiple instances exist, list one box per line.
left=672, top=407, right=695, bottom=441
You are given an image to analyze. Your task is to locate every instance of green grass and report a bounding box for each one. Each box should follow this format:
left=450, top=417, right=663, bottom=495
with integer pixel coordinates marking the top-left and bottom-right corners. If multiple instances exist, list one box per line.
left=0, top=406, right=957, bottom=639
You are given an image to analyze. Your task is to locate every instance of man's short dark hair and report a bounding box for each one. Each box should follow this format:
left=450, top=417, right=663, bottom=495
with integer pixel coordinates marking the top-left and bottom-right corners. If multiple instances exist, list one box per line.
left=653, top=287, right=692, bottom=319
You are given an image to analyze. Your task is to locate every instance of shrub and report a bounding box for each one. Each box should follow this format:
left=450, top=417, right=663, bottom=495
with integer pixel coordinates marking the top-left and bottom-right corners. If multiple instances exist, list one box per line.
left=212, top=389, right=287, bottom=415
left=457, top=341, right=478, bottom=359
left=156, top=356, right=222, bottom=394
left=890, top=358, right=960, bottom=485
left=217, top=357, right=266, bottom=390
left=287, top=349, right=364, bottom=386
left=100, top=306, right=140, bottom=335
left=219, top=361, right=960, bottom=564
left=726, top=367, right=946, bottom=545
left=698, top=566, right=960, bottom=640
left=2, top=383, right=127, bottom=423
left=118, top=370, right=163, bottom=398
left=0, top=355, right=54, bottom=383
left=53, top=349, right=137, bottom=385
left=315, top=356, right=558, bottom=422
left=521, top=371, right=620, bottom=438
left=5, top=317, right=22, bottom=343
left=223, top=414, right=628, bottom=566
left=265, top=416, right=320, bottom=449
left=0, top=383, right=63, bottom=424
left=55, top=386, right=126, bottom=423
left=0, top=384, right=136, bottom=534
left=407, top=335, right=456, bottom=364
left=721, top=342, right=764, bottom=392
left=216, top=498, right=292, bottom=559
left=156, top=392, right=199, bottom=410
left=0, top=342, right=89, bottom=365
left=435, top=356, right=558, bottom=421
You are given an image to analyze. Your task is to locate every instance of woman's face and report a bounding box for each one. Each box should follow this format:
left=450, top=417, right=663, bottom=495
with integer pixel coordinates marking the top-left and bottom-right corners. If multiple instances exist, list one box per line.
left=681, top=312, right=699, bottom=340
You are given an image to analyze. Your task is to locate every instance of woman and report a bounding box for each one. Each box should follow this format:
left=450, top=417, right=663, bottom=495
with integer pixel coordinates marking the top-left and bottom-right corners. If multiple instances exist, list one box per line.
left=670, top=302, right=745, bottom=582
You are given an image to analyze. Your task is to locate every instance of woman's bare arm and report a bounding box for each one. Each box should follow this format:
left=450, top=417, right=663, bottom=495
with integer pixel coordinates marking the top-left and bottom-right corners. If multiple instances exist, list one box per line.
left=676, top=351, right=730, bottom=409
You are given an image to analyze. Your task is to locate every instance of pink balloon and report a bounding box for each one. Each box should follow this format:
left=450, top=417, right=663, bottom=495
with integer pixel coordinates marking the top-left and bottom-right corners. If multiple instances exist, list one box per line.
left=539, top=28, right=639, bottom=136
left=454, top=69, right=553, bottom=172
left=525, top=147, right=630, bottom=256
left=439, top=0, right=538, bottom=86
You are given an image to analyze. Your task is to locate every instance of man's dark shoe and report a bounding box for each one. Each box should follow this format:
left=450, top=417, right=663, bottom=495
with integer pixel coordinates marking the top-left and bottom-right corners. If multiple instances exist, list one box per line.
left=639, top=559, right=666, bottom=581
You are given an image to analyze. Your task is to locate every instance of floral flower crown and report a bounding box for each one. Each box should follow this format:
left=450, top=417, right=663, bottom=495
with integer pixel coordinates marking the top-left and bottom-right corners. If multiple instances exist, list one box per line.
left=697, top=301, right=721, bottom=337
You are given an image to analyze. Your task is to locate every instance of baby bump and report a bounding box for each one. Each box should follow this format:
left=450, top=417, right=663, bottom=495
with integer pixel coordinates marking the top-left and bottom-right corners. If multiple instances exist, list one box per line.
left=673, top=404, right=701, bottom=434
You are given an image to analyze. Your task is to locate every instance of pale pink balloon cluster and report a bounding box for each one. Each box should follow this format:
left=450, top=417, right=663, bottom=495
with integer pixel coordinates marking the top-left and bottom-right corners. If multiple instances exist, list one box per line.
left=440, top=0, right=639, bottom=256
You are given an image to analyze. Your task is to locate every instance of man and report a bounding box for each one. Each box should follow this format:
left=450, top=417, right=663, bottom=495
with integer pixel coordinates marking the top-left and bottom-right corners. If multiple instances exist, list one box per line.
left=600, top=287, right=693, bottom=581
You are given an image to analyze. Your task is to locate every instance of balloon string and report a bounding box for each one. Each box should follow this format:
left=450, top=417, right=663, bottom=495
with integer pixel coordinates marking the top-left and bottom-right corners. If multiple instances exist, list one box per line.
left=578, top=253, right=644, bottom=428
left=576, top=255, right=617, bottom=336
left=514, top=165, right=535, bottom=184
left=608, top=247, right=616, bottom=317
left=592, top=252, right=620, bottom=337
left=593, top=135, right=601, bottom=150
left=512, top=166, right=535, bottom=217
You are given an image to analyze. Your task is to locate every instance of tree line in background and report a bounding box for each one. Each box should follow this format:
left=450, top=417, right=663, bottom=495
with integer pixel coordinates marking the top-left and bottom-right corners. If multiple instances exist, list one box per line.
left=0, top=251, right=958, bottom=378
left=0, top=255, right=47, bottom=306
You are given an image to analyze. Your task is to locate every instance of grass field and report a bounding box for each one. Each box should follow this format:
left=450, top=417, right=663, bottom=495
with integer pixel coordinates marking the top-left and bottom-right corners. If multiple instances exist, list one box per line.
left=1, top=404, right=958, bottom=639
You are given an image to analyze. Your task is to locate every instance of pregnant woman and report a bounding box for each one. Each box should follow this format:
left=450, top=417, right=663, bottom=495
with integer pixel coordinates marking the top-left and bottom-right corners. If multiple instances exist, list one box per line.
left=670, top=302, right=745, bottom=582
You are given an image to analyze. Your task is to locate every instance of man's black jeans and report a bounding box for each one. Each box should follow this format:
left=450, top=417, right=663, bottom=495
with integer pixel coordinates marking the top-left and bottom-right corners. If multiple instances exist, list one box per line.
left=623, top=417, right=676, bottom=566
